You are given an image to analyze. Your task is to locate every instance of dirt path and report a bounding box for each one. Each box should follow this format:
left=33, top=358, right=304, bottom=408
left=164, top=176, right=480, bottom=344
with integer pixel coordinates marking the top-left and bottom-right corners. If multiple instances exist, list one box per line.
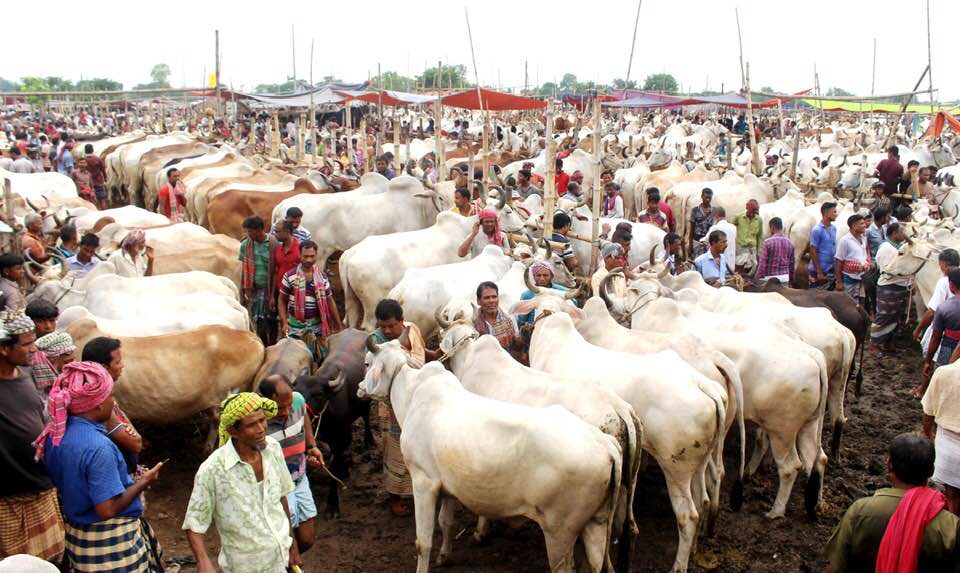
left=143, top=330, right=924, bottom=572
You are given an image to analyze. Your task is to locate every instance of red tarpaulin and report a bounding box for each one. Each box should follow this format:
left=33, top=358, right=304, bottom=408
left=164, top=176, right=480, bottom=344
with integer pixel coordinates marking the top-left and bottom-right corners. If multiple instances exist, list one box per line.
left=924, top=111, right=960, bottom=138
left=441, top=88, right=545, bottom=110
left=563, top=94, right=617, bottom=111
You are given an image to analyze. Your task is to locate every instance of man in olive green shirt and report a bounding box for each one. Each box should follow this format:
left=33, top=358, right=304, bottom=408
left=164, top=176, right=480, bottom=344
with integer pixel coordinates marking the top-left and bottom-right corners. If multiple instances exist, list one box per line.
left=825, top=434, right=960, bottom=572
left=732, top=199, right=763, bottom=273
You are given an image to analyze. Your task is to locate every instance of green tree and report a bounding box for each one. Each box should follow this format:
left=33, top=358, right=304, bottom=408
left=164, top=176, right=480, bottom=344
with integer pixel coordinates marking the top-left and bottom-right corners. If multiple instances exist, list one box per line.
left=0, top=77, right=18, bottom=92
left=826, top=87, right=853, bottom=97
left=150, top=64, right=171, bottom=88
left=643, top=73, right=678, bottom=94
left=536, top=81, right=558, bottom=97
left=417, top=64, right=468, bottom=90
left=379, top=71, right=416, bottom=92
left=254, top=80, right=296, bottom=94
left=76, top=78, right=123, bottom=92
left=612, top=78, right=638, bottom=90
left=19, top=77, right=51, bottom=104
left=760, top=86, right=775, bottom=93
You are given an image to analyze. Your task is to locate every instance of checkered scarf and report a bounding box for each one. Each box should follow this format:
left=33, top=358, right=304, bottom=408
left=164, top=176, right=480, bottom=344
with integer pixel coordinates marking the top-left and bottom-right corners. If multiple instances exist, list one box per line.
left=33, top=361, right=114, bottom=460
left=35, top=331, right=76, bottom=358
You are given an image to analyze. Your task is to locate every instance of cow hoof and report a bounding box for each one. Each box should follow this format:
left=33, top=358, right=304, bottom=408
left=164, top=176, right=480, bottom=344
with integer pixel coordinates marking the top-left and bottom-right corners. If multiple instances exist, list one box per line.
left=325, top=508, right=341, bottom=519
left=472, top=532, right=487, bottom=545
left=764, top=509, right=785, bottom=520
left=436, top=552, right=449, bottom=566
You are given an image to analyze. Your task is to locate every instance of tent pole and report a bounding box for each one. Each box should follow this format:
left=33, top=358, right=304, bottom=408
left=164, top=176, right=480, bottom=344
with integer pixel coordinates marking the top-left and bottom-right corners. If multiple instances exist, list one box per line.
left=926, top=0, right=935, bottom=123
left=434, top=100, right=445, bottom=181
left=590, top=94, right=602, bottom=275
left=544, top=100, right=556, bottom=238
left=743, top=63, right=761, bottom=176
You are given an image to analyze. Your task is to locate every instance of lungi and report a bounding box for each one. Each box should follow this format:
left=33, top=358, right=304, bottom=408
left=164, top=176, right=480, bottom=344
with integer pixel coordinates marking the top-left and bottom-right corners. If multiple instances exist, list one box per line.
left=64, top=516, right=163, bottom=573
left=379, top=402, right=412, bottom=497
left=841, top=275, right=862, bottom=301
left=246, top=288, right=274, bottom=344
left=870, top=284, right=910, bottom=345
left=933, top=427, right=960, bottom=488
left=936, top=337, right=959, bottom=367
left=287, top=317, right=326, bottom=362
left=0, top=488, right=64, bottom=561
left=735, top=245, right=757, bottom=271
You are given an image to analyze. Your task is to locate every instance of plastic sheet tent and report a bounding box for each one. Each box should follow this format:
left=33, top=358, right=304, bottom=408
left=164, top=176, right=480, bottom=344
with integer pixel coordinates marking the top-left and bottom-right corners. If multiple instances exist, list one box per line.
left=603, top=90, right=812, bottom=109
left=191, top=82, right=369, bottom=107
left=802, top=98, right=960, bottom=114
left=440, top=88, right=545, bottom=110
left=924, top=111, right=960, bottom=138
left=335, top=89, right=437, bottom=106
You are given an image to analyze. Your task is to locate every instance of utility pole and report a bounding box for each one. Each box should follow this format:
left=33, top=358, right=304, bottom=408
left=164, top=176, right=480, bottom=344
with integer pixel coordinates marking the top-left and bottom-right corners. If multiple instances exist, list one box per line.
left=524, top=60, right=529, bottom=95
left=291, top=25, right=297, bottom=90
left=214, top=30, right=221, bottom=117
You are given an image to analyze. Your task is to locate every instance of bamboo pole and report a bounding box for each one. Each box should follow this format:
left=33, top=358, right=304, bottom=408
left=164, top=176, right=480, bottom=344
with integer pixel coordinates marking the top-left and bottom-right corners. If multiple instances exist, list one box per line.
left=434, top=99, right=446, bottom=180
left=744, top=63, right=761, bottom=176
left=309, top=38, right=316, bottom=164
left=789, top=128, right=801, bottom=180
left=345, top=102, right=353, bottom=170
left=590, top=95, right=602, bottom=274
left=377, top=63, right=384, bottom=161
left=619, top=0, right=643, bottom=121
left=544, top=100, right=557, bottom=238
left=271, top=111, right=280, bottom=158
left=777, top=98, right=785, bottom=139
left=296, top=113, right=304, bottom=162
left=482, top=113, right=490, bottom=195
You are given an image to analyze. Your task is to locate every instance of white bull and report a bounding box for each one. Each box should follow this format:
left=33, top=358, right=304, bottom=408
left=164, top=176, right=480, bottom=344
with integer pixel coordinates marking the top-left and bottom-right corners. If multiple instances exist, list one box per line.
left=69, top=205, right=171, bottom=235
left=57, top=301, right=248, bottom=335
left=389, top=245, right=513, bottom=338
left=0, top=167, right=78, bottom=202
left=359, top=337, right=622, bottom=573
left=529, top=311, right=726, bottom=573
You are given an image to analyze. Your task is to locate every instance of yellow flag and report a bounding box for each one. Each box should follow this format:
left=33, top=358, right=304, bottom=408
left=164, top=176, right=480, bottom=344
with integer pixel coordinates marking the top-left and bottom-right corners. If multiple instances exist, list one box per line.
left=207, top=72, right=217, bottom=88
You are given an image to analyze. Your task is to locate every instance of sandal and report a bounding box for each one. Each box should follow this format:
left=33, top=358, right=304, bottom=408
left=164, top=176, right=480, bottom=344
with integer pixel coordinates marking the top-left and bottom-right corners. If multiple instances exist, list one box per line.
left=390, top=498, right=413, bottom=517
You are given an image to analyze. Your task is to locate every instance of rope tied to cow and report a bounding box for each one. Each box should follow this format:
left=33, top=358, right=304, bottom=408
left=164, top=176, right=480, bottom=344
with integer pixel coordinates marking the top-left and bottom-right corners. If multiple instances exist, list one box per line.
left=308, top=400, right=348, bottom=490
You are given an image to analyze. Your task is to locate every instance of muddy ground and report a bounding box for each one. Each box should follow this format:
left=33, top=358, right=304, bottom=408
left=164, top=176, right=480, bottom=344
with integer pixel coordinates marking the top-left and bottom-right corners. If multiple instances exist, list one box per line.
left=140, top=324, right=924, bottom=573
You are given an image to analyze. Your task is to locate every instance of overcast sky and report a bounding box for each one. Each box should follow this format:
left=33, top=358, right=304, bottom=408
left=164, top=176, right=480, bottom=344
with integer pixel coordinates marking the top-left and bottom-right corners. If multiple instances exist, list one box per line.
left=4, top=0, right=955, bottom=100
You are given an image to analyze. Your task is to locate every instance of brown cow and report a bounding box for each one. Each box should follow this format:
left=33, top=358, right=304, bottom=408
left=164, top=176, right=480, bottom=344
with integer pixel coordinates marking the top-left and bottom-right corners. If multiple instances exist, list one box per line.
left=205, top=178, right=327, bottom=239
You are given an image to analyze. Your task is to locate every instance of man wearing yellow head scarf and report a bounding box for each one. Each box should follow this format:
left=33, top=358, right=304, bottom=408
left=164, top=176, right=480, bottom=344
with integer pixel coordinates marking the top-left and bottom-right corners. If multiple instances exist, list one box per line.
left=183, top=392, right=302, bottom=573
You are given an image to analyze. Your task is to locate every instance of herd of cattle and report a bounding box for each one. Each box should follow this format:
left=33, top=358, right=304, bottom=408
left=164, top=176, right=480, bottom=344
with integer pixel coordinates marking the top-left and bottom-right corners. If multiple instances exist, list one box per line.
left=2, top=108, right=960, bottom=572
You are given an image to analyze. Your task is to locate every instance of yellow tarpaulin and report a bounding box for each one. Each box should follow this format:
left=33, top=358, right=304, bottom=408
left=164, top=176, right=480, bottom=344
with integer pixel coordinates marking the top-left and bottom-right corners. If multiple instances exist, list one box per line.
left=207, top=72, right=217, bottom=89
left=802, top=98, right=959, bottom=114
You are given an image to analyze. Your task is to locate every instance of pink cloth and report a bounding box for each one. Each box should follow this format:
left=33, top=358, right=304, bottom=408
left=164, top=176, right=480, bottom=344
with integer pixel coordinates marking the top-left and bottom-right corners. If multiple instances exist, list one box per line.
left=478, top=208, right=504, bottom=247
left=875, top=487, right=947, bottom=573
left=32, top=361, right=114, bottom=460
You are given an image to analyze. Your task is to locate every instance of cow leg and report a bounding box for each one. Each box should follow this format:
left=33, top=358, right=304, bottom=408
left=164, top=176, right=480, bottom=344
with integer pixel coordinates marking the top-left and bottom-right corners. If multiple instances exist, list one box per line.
left=746, top=428, right=771, bottom=477
left=797, top=416, right=828, bottom=518
left=540, top=527, right=577, bottom=573
left=436, top=497, right=456, bottom=566
left=360, top=402, right=375, bottom=448
left=579, top=519, right=608, bottom=573
left=473, top=516, right=490, bottom=544
left=661, top=468, right=700, bottom=573
left=411, top=475, right=440, bottom=573
left=764, top=430, right=803, bottom=519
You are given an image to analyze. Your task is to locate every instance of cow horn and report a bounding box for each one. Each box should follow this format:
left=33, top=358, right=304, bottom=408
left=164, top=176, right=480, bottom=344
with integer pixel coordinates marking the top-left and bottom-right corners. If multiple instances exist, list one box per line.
left=365, top=334, right=380, bottom=354
left=434, top=305, right=451, bottom=329
left=540, top=237, right=553, bottom=260
left=564, top=282, right=583, bottom=300
left=24, top=198, right=40, bottom=212
left=329, top=368, right=346, bottom=391
left=657, top=264, right=670, bottom=279
left=495, top=186, right=506, bottom=210
left=598, top=269, right=622, bottom=309
left=648, top=245, right=657, bottom=267
left=525, top=231, right=538, bottom=256
left=524, top=265, right=543, bottom=294
left=23, top=260, right=40, bottom=283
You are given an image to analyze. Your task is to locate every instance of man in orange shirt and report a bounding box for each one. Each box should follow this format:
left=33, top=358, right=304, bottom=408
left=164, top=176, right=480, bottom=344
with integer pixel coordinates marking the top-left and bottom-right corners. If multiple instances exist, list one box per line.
left=157, top=168, right=187, bottom=223
left=20, top=214, right=48, bottom=264
left=555, top=158, right=570, bottom=197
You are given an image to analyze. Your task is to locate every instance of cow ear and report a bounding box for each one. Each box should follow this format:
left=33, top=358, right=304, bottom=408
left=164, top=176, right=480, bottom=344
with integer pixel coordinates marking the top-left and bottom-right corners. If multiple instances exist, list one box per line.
left=372, top=363, right=383, bottom=387
left=509, top=299, right=539, bottom=316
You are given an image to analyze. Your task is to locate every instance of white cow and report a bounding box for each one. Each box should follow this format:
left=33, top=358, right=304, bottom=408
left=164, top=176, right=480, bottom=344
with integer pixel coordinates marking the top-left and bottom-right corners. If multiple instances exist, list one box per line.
left=389, top=245, right=513, bottom=337
left=69, top=205, right=171, bottom=235
left=0, top=167, right=78, bottom=202
left=529, top=311, right=726, bottom=573
left=57, top=302, right=247, bottom=335
left=359, top=337, right=622, bottom=573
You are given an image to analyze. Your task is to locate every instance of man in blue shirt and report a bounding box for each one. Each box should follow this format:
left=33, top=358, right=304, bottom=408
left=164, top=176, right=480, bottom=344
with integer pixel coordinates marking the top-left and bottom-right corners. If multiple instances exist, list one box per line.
left=694, top=229, right=729, bottom=286
left=39, top=361, right=164, bottom=573
left=808, top=202, right=838, bottom=289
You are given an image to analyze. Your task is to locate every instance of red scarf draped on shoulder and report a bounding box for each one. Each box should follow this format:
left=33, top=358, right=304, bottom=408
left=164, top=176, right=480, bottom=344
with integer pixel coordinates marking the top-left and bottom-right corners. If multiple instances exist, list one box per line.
left=241, top=235, right=277, bottom=293
left=875, top=487, right=946, bottom=573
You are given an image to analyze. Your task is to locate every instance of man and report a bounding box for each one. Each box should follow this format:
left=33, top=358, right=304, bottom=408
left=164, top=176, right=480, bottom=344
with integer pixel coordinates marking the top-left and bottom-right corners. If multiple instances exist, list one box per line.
left=56, top=139, right=75, bottom=176
left=646, top=187, right=676, bottom=232
left=756, top=217, right=795, bottom=284
left=870, top=223, right=911, bottom=352
left=914, top=249, right=960, bottom=397
left=835, top=213, right=872, bottom=302
left=25, top=299, right=59, bottom=396
left=550, top=211, right=579, bottom=275
left=0, top=254, right=25, bottom=312
left=67, top=234, right=101, bottom=277
left=375, top=155, right=395, bottom=180
left=82, top=144, right=108, bottom=210
left=874, top=146, right=903, bottom=199
left=72, top=157, right=96, bottom=203
left=898, top=159, right=921, bottom=202
left=9, top=146, right=37, bottom=174
left=601, top=182, right=624, bottom=218
left=457, top=209, right=507, bottom=258
left=638, top=191, right=669, bottom=231
left=732, top=199, right=763, bottom=273
left=866, top=208, right=893, bottom=259
left=258, top=375, right=324, bottom=556
left=271, top=222, right=300, bottom=305
left=450, top=187, right=476, bottom=217
left=570, top=170, right=585, bottom=194
left=109, top=229, right=155, bottom=278
left=0, top=147, right=12, bottom=171
left=516, top=169, right=541, bottom=200
left=370, top=299, right=431, bottom=516
left=278, top=240, right=343, bottom=362
left=866, top=181, right=892, bottom=216
left=565, top=181, right=584, bottom=202
left=924, top=268, right=960, bottom=377
left=591, top=242, right=629, bottom=298
left=921, top=357, right=960, bottom=515
left=38, top=362, right=164, bottom=573
left=20, top=213, right=49, bottom=265
left=34, top=332, right=75, bottom=374
left=661, top=232, right=683, bottom=275
left=690, top=187, right=715, bottom=258
left=283, top=207, right=311, bottom=243
left=706, top=207, right=736, bottom=272
left=0, top=312, right=65, bottom=564
left=555, top=158, right=570, bottom=197
left=239, top=216, right=277, bottom=345
left=474, top=281, right=519, bottom=351
left=28, top=146, right=45, bottom=174
left=809, top=202, right=839, bottom=289
left=183, top=392, right=301, bottom=573
left=825, top=434, right=959, bottom=572
left=694, top=230, right=729, bottom=286
left=157, top=168, right=187, bottom=223
left=81, top=337, right=142, bottom=467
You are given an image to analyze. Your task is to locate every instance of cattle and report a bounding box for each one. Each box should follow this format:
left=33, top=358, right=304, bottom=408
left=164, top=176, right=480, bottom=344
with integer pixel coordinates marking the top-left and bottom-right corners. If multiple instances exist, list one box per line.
left=65, top=319, right=264, bottom=427
left=70, top=205, right=171, bottom=235
left=550, top=204, right=665, bottom=276
left=359, top=335, right=622, bottom=573
left=204, top=178, right=326, bottom=239
left=528, top=311, right=727, bottom=573
left=110, top=133, right=194, bottom=205
left=139, top=141, right=214, bottom=209
left=192, top=169, right=299, bottom=227
left=0, top=166, right=78, bottom=203
left=295, top=329, right=374, bottom=518
left=435, top=318, right=642, bottom=573
left=634, top=163, right=719, bottom=217
left=253, top=337, right=314, bottom=387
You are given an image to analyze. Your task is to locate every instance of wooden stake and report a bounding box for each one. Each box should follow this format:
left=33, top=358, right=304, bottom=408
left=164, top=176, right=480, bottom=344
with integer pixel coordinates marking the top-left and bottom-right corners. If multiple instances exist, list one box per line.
left=744, top=63, right=761, bottom=176
left=544, top=100, right=556, bottom=238
left=482, top=113, right=490, bottom=195
left=926, top=0, right=935, bottom=120
left=789, top=128, right=801, bottom=180
left=619, top=0, right=643, bottom=121
left=590, top=95, right=602, bottom=274
left=434, top=99, right=446, bottom=180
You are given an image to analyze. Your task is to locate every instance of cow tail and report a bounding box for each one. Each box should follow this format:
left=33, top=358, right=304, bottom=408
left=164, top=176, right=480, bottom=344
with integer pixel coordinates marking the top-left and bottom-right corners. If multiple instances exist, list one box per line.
left=602, top=434, right=628, bottom=573
left=339, top=253, right=359, bottom=329
left=713, top=351, right=746, bottom=510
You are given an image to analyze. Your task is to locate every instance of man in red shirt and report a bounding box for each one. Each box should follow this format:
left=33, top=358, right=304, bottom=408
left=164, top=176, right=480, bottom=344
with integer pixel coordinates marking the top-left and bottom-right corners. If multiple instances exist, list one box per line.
left=157, top=168, right=187, bottom=223
left=555, top=158, right=570, bottom=197
left=272, top=221, right=301, bottom=307
left=874, top=146, right=903, bottom=197
left=81, top=144, right=108, bottom=209
left=646, top=186, right=676, bottom=232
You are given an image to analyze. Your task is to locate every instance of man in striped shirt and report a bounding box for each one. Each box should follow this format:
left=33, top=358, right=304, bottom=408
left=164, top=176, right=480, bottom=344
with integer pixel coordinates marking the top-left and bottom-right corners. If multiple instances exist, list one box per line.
left=756, top=217, right=795, bottom=284
left=259, top=375, right=325, bottom=555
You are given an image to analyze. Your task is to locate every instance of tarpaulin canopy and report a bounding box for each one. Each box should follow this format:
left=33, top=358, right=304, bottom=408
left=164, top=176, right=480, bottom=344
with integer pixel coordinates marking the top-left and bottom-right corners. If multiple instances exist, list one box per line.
left=441, top=88, right=545, bottom=110
left=191, top=82, right=368, bottom=107
left=335, top=89, right=437, bottom=106
left=563, top=94, right=618, bottom=111
left=604, top=90, right=812, bottom=109
left=924, top=111, right=960, bottom=138
left=802, top=98, right=960, bottom=114
left=603, top=95, right=680, bottom=108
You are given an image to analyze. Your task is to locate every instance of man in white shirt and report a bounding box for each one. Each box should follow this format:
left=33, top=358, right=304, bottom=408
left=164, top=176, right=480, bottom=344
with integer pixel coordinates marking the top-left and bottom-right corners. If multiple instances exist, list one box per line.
left=870, top=223, right=911, bottom=352
left=913, top=248, right=960, bottom=397
left=705, top=206, right=736, bottom=272
left=834, top=213, right=871, bottom=301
